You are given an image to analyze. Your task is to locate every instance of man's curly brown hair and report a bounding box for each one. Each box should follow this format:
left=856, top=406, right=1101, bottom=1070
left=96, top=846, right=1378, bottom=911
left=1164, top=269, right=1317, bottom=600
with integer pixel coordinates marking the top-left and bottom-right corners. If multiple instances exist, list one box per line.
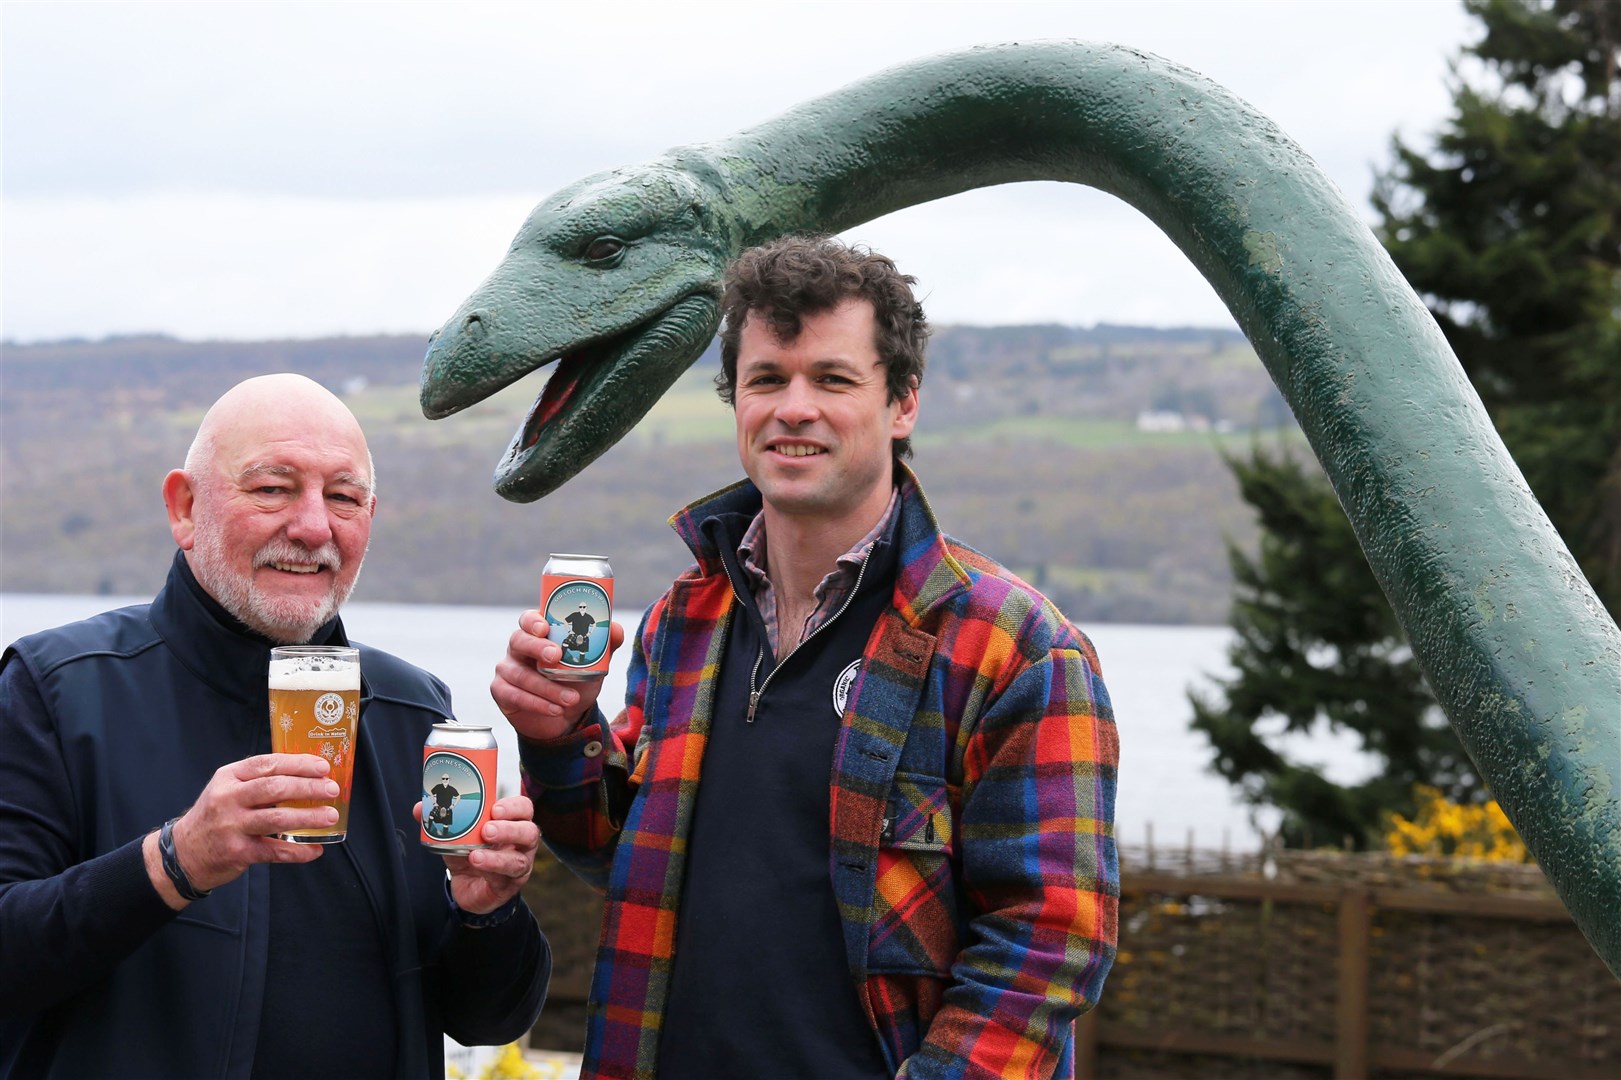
left=716, top=235, right=929, bottom=460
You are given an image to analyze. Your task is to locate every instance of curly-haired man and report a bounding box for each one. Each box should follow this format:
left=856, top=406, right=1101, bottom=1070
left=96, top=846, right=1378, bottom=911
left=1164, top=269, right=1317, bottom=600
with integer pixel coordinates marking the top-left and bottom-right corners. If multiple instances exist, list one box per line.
left=496, top=236, right=1119, bottom=1079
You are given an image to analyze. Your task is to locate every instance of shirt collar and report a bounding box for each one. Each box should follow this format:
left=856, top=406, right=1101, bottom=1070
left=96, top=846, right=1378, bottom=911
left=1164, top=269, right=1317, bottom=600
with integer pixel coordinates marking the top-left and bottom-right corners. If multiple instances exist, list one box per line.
left=737, top=486, right=901, bottom=597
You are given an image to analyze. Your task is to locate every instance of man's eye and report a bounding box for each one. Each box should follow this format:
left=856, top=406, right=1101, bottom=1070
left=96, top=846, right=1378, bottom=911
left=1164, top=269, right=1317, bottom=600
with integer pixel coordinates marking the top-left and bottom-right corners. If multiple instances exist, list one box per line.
left=583, top=237, right=626, bottom=264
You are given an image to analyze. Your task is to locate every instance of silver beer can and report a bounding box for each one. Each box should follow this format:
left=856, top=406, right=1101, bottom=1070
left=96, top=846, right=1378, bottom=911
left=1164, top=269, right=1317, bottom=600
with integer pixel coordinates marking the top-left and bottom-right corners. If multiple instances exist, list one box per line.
left=421, top=721, right=498, bottom=851
left=539, top=553, right=614, bottom=681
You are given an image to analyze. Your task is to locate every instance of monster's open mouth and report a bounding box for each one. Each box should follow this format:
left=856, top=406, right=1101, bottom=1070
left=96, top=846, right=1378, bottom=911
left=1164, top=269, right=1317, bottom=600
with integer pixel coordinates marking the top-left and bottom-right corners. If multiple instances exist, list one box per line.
left=518, top=332, right=626, bottom=450
left=475, top=292, right=718, bottom=501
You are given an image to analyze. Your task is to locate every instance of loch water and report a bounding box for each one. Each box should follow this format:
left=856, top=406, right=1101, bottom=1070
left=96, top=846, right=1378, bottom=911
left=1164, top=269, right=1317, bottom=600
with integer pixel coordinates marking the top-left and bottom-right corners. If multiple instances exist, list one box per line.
left=2, top=594, right=1381, bottom=851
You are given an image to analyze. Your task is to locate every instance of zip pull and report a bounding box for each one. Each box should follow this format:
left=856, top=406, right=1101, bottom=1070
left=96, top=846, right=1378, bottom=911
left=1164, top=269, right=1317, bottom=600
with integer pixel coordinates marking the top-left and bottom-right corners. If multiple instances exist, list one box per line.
left=745, top=648, right=766, bottom=723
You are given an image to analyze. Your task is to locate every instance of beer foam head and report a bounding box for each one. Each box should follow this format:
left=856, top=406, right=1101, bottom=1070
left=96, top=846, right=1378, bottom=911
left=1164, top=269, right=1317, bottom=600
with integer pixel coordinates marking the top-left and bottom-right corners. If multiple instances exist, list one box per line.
left=269, top=657, right=360, bottom=691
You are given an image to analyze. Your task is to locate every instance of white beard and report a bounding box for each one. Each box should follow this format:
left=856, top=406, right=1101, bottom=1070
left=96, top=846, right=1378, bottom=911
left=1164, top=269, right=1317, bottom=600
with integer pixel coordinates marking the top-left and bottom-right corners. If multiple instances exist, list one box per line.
left=189, top=515, right=361, bottom=644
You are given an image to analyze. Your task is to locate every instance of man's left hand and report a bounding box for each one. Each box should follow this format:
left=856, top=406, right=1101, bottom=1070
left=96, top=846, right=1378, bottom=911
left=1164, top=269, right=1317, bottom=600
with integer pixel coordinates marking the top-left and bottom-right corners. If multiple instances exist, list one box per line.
left=413, top=795, right=540, bottom=915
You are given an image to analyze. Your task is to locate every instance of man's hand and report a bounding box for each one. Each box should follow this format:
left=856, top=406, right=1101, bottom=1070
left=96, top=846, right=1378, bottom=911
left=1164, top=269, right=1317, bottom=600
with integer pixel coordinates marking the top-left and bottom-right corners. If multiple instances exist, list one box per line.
left=491, top=610, right=625, bottom=741
left=144, top=754, right=339, bottom=908
left=415, top=795, right=541, bottom=915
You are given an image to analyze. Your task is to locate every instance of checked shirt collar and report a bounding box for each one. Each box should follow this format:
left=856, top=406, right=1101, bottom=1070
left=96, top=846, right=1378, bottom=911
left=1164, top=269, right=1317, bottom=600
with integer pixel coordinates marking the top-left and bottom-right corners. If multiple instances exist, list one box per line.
left=735, top=486, right=900, bottom=660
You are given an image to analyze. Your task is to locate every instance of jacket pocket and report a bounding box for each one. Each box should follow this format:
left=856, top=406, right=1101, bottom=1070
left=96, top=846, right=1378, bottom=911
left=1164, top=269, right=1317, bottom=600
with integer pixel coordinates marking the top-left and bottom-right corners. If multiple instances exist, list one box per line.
left=881, top=772, right=954, bottom=852
left=867, top=772, right=961, bottom=977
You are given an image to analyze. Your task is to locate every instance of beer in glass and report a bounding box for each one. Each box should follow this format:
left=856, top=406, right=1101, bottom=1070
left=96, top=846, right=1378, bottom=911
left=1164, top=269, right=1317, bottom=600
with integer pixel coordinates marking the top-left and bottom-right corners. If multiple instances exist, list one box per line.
left=268, top=645, right=360, bottom=843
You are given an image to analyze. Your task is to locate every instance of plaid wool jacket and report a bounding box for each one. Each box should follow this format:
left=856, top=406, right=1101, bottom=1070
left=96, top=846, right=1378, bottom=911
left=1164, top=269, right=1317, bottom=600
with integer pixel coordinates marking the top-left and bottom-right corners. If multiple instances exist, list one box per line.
left=523, top=467, right=1119, bottom=1079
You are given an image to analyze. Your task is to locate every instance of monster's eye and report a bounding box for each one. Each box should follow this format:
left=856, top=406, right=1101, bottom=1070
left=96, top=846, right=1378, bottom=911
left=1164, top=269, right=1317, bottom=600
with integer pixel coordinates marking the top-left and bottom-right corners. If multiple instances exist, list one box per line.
left=583, top=237, right=626, bottom=265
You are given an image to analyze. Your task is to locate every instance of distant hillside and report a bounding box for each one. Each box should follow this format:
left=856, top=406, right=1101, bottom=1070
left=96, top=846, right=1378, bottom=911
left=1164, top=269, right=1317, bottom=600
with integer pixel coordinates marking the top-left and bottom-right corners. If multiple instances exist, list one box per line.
left=1, top=324, right=1299, bottom=624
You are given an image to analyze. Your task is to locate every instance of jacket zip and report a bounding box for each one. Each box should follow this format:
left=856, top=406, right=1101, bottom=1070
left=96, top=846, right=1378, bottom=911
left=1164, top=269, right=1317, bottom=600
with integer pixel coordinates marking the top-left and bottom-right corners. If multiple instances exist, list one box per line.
left=723, top=546, right=876, bottom=723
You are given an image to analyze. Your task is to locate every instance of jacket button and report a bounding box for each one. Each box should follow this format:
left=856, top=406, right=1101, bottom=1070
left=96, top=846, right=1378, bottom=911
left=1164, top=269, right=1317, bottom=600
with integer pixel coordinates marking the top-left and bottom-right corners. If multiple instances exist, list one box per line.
left=583, top=740, right=603, bottom=758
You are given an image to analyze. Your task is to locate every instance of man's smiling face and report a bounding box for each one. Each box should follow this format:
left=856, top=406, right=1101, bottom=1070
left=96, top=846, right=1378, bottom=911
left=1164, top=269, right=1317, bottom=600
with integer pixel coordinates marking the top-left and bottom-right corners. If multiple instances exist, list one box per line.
left=172, top=376, right=375, bottom=644
left=732, top=297, right=917, bottom=535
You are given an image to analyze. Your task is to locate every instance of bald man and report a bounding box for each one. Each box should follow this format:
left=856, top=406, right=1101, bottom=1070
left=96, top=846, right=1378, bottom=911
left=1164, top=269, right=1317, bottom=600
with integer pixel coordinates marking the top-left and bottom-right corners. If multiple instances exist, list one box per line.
left=0, top=375, right=550, bottom=1080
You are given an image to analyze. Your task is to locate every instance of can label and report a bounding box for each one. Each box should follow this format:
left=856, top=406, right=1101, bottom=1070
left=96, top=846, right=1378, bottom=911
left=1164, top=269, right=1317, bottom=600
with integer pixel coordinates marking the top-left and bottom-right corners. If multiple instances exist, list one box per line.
left=540, top=573, right=613, bottom=679
left=420, top=746, right=497, bottom=849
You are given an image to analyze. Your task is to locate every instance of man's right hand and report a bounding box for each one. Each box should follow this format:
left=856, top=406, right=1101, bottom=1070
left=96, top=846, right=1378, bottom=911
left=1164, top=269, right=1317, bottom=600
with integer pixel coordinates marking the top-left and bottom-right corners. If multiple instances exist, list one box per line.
left=491, top=610, right=625, bottom=742
left=144, top=754, right=339, bottom=907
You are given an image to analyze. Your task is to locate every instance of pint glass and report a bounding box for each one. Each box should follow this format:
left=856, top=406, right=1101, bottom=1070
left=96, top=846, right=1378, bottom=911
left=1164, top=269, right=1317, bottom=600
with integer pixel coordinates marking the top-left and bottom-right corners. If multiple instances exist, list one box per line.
left=268, top=645, right=360, bottom=843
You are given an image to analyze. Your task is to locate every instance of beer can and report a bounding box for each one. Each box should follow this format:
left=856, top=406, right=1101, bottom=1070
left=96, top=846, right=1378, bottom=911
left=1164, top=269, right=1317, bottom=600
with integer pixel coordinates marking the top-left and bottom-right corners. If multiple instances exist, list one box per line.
left=421, top=722, right=498, bottom=851
left=539, top=553, right=613, bottom=681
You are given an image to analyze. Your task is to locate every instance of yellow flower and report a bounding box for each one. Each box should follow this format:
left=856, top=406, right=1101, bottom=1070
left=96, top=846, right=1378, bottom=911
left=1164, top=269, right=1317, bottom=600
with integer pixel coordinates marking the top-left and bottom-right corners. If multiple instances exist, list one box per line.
left=465, top=1043, right=545, bottom=1080
left=1381, top=786, right=1528, bottom=862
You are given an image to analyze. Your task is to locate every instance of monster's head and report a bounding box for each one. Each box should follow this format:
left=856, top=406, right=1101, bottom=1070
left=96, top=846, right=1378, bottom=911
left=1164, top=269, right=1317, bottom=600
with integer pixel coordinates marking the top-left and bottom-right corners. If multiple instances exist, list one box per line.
left=420, top=160, right=732, bottom=502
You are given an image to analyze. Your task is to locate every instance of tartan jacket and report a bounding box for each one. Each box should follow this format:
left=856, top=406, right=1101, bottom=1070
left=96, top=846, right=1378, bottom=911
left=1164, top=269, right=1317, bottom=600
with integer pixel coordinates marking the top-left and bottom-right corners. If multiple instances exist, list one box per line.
left=523, top=466, right=1119, bottom=1079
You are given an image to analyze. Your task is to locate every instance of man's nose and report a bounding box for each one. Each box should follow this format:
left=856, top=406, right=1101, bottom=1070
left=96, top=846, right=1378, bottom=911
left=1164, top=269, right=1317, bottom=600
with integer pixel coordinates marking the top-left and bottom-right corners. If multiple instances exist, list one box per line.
left=775, top=379, right=821, bottom=425
left=284, top=488, right=334, bottom=547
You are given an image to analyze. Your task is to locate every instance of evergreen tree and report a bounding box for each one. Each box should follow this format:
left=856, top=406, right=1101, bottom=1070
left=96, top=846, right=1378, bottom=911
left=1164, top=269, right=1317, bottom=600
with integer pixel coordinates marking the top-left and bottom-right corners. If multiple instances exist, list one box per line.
left=1192, top=0, right=1620, bottom=847
left=1377, top=0, right=1621, bottom=610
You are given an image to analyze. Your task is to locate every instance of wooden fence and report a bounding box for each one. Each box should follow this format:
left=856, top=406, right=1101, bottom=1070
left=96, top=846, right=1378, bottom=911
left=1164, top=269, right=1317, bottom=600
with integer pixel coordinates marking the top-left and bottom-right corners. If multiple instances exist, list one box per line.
left=523, top=844, right=1620, bottom=1078
left=1089, top=844, right=1620, bottom=1079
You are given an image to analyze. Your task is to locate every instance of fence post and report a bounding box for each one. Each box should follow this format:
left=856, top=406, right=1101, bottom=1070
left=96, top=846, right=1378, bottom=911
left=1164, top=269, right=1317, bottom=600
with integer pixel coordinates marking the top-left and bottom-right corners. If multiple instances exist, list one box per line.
left=1335, top=887, right=1371, bottom=1079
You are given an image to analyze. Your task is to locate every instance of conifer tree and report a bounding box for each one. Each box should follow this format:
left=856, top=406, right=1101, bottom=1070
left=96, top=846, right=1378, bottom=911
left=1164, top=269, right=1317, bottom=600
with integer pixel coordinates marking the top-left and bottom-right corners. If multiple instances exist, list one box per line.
left=1192, top=0, right=1620, bottom=848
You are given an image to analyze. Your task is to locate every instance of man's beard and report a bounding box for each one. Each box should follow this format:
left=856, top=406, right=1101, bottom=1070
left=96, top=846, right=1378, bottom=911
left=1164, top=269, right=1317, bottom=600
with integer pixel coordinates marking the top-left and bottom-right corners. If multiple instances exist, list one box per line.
left=189, top=519, right=362, bottom=644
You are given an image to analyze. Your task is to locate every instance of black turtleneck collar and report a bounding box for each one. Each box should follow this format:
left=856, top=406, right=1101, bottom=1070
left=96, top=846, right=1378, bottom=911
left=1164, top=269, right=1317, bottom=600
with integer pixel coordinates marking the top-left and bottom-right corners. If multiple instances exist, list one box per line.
left=150, top=550, right=346, bottom=707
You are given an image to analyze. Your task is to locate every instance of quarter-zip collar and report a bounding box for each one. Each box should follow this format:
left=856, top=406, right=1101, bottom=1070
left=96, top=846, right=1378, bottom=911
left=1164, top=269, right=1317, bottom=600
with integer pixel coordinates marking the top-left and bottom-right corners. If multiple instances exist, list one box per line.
left=150, top=549, right=352, bottom=709
left=736, top=488, right=900, bottom=659
left=691, top=486, right=900, bottom=724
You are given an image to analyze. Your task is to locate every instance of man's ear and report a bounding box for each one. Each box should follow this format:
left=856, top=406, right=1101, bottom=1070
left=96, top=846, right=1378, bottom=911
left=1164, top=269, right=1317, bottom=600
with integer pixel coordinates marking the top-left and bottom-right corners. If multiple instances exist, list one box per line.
left=162, top=470, right=198, bottom=550
left=891, top=380, right=920, bottom=440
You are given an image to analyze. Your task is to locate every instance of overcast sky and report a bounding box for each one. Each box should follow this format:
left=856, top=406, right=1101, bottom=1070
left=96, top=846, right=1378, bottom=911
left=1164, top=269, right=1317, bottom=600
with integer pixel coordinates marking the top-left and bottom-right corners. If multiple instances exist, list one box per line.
left=2, top=1, right=1476, bottom=343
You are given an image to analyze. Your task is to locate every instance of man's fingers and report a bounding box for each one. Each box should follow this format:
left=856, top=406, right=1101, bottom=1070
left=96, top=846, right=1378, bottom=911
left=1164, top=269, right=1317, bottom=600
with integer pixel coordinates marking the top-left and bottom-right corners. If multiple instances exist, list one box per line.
left=251, top=804, right=340, bottom=834
left=478, top=819, right=540, bottom=852
left=491, top=662, right=585, bottom=727
left=239, top=774, right=341, bottom=807
left=465, top=847, right=536, bottom=879
left=492, top=655, right=574, bottom=706
left=507, top=612, right=554, bottom=659
left=226, top=753, right=332, bottom=781
left=505, top=627, right=547, bottom=664
left=489, top=795, right=535, bottom=821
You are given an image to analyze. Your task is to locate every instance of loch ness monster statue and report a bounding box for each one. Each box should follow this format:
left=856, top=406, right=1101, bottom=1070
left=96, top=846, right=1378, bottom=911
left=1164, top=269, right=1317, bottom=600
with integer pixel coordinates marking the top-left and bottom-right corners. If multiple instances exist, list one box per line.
left=417, top=41, right=1621, bottom=977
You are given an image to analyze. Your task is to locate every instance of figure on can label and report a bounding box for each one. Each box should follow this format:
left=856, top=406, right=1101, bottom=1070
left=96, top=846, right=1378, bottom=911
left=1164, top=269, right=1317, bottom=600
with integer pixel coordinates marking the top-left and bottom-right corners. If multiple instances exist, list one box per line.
left=544, top=581, right=611, bottom=668
left=420, top=751, right=487, bottom=843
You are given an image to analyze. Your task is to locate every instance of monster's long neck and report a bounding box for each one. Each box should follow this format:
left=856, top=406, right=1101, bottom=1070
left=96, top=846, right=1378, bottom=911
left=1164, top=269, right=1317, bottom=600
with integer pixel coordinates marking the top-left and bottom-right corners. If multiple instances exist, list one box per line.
left=679, top=41, right=1360, bottom=392
left=674, top=40, right=1621, bottom=975
left=687, top=41, right=1316, bottom=304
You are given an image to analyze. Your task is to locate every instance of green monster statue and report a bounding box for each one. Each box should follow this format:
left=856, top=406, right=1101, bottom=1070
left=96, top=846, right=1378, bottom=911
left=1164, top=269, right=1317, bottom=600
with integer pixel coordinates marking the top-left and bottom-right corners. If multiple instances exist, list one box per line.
left=417, top=42, right=1621, bottom=977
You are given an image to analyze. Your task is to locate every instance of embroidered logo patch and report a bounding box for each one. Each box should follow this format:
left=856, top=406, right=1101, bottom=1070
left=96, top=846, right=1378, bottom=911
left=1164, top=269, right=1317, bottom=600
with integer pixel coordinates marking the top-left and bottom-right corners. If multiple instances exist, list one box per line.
left=833, top=659, right=861, bottom=717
